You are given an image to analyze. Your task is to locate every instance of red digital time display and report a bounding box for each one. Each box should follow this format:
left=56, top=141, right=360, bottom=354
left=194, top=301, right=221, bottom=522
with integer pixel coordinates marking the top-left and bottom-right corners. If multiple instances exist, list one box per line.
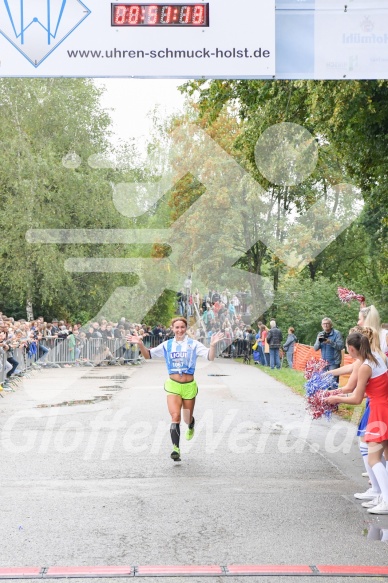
left=112, top=4, right=209, bottom=27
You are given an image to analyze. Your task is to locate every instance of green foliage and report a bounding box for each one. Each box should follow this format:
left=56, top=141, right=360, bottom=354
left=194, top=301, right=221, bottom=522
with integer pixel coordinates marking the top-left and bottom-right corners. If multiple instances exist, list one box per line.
left=176, top=79, right=387, bottom=327
left=142, top=289, right=177, bottom=327
left=3, top=77, right=387, bottom=331
left=272, top=275, right=359, bottom=345
left=0, top=78, right=146, bottom=323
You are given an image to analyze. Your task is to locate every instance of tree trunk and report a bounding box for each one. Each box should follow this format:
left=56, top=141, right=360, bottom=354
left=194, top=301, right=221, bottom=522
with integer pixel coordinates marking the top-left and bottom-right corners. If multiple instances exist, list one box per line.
left=26, top=299, right=34, bottom=321
left=273, top=259, right=280, bottom=292
left=308, top=261, right=317, bottom=280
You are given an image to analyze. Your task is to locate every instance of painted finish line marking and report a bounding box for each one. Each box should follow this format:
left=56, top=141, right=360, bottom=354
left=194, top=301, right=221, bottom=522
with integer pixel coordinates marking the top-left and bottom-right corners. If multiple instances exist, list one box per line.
left=1, top=565, right=388, bottom=578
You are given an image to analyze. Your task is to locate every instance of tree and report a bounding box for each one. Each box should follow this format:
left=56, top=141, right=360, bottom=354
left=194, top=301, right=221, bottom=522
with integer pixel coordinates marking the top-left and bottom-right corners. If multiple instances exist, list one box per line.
left=176, top=79, right=387, bottom=320
left=0, top=78, right=143, bottom=321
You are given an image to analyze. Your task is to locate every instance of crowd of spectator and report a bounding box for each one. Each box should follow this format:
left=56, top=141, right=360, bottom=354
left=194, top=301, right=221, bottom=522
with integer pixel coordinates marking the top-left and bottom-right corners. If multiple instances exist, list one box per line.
left=177, top=287, right=253, bottom=320
left=177, top=287, right=261, bottom=357
left=0, top=312, right=180, bottom=386
left=0, top=289, right=256, bottom=382
left=0, top=312, right=52, bottom=385
left=185, top=289, right=284, bottom=363
left=0, top=287, right=299, bottom=390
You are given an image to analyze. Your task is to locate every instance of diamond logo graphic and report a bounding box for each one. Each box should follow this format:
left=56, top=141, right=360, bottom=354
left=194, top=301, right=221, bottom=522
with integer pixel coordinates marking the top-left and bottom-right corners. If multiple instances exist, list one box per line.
left=0, top=0, right=91, bottom=67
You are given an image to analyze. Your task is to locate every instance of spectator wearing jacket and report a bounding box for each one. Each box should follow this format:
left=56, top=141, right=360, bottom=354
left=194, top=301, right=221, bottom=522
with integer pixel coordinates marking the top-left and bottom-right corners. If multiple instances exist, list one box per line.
left=3, top=331, right=20, bottom=377
left=233, top=325, right=244, bottom=356
left=152, top=324, right=164, bottom=345
left=254, top=326, right=265, bottom=366
left=231, top=294, right=240, bottom=314
left=228, top=302, right=236, bottom=319
left=313, top=318, right=344, bottom=380
left=177, top=290, right=185, bottom=316
left=266, top=320, right=283, bottom=370
left=36, top=330, right=49, bottom=361
left=51, top=320, right=60, bottom=335
left=259, top=325, right=270, bottom=366
left=283, top=327, right=298, bottom=368
left=0, top=331, right=14, bottom=380
left=114, top=325, right=124, bottom=339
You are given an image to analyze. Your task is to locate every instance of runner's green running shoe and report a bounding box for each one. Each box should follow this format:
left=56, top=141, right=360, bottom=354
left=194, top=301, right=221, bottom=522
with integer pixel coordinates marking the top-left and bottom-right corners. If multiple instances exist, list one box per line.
left=185, top=426, right=195, bottom=440
left=170, top=445, right=181, bottom=461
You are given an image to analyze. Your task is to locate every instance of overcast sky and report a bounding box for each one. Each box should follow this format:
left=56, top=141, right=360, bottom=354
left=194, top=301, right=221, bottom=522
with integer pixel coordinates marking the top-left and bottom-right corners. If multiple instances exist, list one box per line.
left=94, top=78, right=188, bottom=150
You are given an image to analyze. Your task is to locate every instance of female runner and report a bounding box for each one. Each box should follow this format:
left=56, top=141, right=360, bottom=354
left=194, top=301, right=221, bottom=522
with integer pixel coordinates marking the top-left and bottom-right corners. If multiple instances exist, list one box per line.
left=127, top=317, right=224, bottom=462
left=326, top=332, right=388, bottom=514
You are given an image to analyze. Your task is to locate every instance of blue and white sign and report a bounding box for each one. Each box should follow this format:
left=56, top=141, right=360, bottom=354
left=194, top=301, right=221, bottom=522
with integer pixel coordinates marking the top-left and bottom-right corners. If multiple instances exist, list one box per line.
left=0, top=0, right=276, bottom=77
left=0, top=1, right=387, bottom=78
left=0, top=0, right=91, bottom=68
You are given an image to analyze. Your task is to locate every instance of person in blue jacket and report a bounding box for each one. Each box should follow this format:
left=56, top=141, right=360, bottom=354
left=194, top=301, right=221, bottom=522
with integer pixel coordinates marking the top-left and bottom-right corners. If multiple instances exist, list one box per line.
left=314, top=317, right=344, bottom=381
left=283, top=327, right=298, bottom=368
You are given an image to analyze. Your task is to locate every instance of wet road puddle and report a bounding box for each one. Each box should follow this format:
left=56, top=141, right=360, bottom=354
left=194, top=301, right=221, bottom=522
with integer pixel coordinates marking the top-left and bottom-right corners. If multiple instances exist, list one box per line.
left=364, top=522, right=388, bottom=542
left=81, top=375, right=129, bottom=381
left=36, top=395, right=112, bottom=408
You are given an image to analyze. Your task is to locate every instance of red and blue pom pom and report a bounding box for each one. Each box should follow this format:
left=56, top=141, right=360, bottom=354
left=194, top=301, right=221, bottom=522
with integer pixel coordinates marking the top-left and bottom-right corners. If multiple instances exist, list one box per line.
left=304, top=357, right=328, bottom=380
left=304, top=358, right=340, bottom=420
left=337, top=287, right=365, bottom=304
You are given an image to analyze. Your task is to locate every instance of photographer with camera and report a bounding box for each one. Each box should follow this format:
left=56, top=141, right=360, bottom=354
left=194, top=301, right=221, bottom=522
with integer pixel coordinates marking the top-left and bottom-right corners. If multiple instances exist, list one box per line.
left=314, top=317, right=344, bottom=382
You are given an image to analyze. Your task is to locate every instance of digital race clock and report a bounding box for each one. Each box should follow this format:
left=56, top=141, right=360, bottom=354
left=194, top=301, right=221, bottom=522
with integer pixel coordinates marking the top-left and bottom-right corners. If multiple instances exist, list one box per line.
left=111, top=4, right=209, bottom=27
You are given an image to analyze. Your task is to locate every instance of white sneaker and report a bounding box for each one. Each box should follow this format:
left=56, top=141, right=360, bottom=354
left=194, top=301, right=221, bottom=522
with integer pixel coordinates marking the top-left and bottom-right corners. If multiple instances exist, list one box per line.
left=367, top=499, right=388, bottom=514
left=354, top=488, right=380, bottom=500
left=362, top=472, right=369, bottom=477
left=362, top=494, right=382, bottom=508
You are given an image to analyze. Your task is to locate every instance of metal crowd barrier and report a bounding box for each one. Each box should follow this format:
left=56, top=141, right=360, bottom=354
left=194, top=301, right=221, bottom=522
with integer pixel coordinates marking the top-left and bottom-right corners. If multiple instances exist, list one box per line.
left=0, top=345, right=32, bottom=388
left=13, top=346, right=30, bottom=372
left=39, top=337, right=141, bottom=365
left=0, top=350, right=7, bottom=384
left=0, top=333, right=252, bottom=380
left=145, top=335, right=166, bottom=349
left=0, top=337, right=142, bottom=378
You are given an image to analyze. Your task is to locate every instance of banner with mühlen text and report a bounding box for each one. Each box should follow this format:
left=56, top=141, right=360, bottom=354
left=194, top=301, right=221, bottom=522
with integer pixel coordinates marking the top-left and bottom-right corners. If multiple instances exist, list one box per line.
left=314, top=0, right=388, bottom=79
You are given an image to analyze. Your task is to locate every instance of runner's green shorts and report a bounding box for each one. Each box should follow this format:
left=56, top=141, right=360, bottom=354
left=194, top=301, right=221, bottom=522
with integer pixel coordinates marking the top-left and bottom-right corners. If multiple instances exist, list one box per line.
left=164, top=378, right=198, bottom=400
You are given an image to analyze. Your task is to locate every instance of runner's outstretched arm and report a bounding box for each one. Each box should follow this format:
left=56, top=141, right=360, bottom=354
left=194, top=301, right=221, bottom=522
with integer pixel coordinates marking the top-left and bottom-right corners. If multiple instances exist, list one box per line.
left=208, top=331, right=225, bottom=361
left=126, top=335, right=150, bottom=359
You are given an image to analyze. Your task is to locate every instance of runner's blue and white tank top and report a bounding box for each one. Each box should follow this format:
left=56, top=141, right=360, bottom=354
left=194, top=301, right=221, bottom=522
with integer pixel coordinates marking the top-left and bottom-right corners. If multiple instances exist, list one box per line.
left=150, top=336, right=209, bottom=375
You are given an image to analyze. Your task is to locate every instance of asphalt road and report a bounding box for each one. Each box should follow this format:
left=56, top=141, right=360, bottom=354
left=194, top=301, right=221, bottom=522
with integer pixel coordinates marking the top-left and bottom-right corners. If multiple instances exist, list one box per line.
left=0, top=357, right=387, bottom=580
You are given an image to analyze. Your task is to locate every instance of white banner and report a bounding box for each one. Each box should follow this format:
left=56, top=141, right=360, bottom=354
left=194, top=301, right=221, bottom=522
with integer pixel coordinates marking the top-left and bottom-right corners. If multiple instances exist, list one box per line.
left=315, top=1, right=388, bottom=79
left=0, top=0, right=275, bottom=77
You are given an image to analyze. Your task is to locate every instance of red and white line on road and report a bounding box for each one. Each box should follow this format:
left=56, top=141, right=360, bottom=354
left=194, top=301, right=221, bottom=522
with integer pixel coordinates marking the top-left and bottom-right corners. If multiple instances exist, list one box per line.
left=1, top=565, right=388, bottom=578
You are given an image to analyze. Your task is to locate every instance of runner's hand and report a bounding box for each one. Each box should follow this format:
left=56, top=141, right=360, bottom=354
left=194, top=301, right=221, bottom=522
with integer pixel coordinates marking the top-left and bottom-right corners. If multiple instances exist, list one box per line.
left=210, top=331, right=225, bottom=345
left=126, top=334, right=141, bottom=344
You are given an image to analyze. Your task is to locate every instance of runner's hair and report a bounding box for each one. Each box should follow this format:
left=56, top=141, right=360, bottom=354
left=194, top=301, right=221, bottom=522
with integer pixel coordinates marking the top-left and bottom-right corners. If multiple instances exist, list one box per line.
left=171, top=317, right=188, bottom=328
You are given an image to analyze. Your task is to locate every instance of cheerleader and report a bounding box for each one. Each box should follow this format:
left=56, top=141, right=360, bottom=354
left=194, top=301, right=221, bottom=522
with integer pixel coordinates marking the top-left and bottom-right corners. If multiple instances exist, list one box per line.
left=358, top=304, right=388, bottom=357
left=326, top=319, right=387, bottom=494
left=326, top=332, right=388, bottom=514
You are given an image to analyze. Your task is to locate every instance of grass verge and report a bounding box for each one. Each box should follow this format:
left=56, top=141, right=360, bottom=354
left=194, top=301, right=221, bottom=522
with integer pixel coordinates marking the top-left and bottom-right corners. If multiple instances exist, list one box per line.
left=236, top=358, right=364, bottom=423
